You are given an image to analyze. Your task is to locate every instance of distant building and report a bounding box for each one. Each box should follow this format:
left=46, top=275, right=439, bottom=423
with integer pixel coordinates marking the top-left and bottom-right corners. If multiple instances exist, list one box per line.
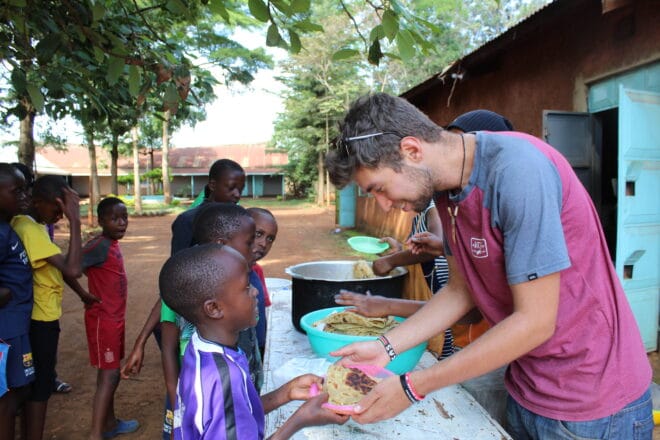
left=34, top=143, right=287, bottom=198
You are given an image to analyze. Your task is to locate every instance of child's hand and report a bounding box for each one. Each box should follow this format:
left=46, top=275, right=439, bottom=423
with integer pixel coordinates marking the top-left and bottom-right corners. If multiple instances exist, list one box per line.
left=294, top=393, right=350, bottom=427
left=334, top=290, right=389, bottom=318
left=268, top=393, right=349, bottom=440
left=57, top=187, right=81, bottom=222
left=78, top=290, right=101, bottom=306
left=287, top=374, right=324, bottom=401
left=121, top=346, right=145, bottom=379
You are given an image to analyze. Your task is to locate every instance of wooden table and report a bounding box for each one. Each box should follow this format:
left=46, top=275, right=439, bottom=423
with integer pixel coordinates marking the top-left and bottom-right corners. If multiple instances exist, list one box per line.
left=262, top=285, right=512, bottom=439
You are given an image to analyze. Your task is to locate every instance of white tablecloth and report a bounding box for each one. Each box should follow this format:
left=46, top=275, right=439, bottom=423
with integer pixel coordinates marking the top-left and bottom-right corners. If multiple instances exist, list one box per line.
left=262, top=287, right=512, bottom=439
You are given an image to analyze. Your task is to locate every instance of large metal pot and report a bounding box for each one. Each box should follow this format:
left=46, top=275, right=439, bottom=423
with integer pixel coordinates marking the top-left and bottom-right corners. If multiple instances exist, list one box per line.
left=285, top=260, right=407, bottom=332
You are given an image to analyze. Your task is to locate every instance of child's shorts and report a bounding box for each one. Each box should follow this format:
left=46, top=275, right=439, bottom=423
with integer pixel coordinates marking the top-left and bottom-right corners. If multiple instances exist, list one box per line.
left=84, top=314, right=125, bottom=370
left=3, top=333, right=36, bottom=389
left=29, top=319, right=59, bottom=401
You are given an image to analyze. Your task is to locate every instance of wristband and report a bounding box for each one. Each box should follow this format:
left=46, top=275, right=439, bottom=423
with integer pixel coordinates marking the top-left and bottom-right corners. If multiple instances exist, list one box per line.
left=404, top=372, right=425, bottom=401
left=377, top=335, right=397, bottom=361
left=399, top=374, right=417, bottom=403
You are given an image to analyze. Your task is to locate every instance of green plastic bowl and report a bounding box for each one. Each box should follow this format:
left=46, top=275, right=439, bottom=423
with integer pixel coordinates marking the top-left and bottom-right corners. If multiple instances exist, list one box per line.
left=347, top=236, right=389, bottom=254
left=299, top=307, right=427, bottom=375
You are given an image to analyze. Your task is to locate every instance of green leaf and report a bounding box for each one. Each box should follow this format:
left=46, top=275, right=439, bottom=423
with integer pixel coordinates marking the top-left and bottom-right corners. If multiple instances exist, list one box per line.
left=369, top=24, right=384, bottom=42
left=106, top=56, right=124, bottom=86
left=290, top=0, right=310, bottom=13
left=91, top=2, right=105, bottom=21
left=208, top=0, right=230, bottom=22
left=367, top=39, right=382, bottom=66
left=166, top=0, right=187, bottom=15
left=11, top=68, right=26, bottom=93
left=395, top=30, right=415, bottom=61
left=381, top=10, right=399, bottom=42
left=332, top=48, right=359, bottom=61
left=271, top=0, right=291, bottom=16
left=93, top=47, right=105, bottom=63
left=164, top=82, right=179, bottom=106
left=8, top=0, right=27, bottom=6
left=128, top=65, right=141, bottom=97
left=248, top=0, right=270, bottom=22
left=293, top=19, right=323, bottom=33
left=26, top=84, right=44, bottom=112
left=288, top=30, right=302, bottom=54
left=266, top=24, right=283, bottom=47
left=35, top=33, right=61, bottom=64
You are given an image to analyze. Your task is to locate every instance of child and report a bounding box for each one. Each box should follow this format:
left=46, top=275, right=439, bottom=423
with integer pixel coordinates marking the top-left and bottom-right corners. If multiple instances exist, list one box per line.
left=159, top=244, right=348, bottom=439
left=246, top=207, right=278, bottom=354
left=120, top=159, right=245, bottom=439
left=0, top=163, right=35, bottom=440
left=191, top=202, right=264, bottom=390
left=10, top=175, right=92, bottom=440
left=67, top=197, right=139, bottom=439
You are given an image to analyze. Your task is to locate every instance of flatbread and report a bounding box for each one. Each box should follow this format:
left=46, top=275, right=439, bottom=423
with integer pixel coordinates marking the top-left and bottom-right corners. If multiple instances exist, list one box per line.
left=324, top=364, right=381, bottom=406
left=313, top=310, right=399, bottom=336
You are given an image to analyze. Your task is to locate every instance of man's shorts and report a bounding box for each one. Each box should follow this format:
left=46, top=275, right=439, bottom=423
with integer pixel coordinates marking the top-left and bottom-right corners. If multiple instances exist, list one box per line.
left=85, top=314, right=125, bottom=370
left=3, top=333, right=36, bottom=389
left=29, top=319, right=59, bottom=401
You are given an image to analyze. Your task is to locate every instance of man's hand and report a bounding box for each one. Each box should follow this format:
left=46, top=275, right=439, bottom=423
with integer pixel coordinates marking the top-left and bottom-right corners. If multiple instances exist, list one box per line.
left=352, top=374, right=411, bottom=424
left=331, top=340, right=389, bottom=368
left=334, top=290, right=389, bottom=317
left=372, top=258, right=394, bottom=276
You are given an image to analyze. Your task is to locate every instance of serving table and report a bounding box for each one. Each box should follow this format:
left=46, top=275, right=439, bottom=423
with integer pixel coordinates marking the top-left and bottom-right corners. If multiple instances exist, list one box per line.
left=262, top=282, right=512, bottom=439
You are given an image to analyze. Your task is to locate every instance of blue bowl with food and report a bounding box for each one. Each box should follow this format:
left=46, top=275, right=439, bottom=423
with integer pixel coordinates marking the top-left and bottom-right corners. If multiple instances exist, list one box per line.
left=299, top=306, right=427, bottom=374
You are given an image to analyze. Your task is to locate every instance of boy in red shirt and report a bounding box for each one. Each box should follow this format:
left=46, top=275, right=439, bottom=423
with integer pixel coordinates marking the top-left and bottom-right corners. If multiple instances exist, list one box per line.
left=70, top=197, right=138, bottom=439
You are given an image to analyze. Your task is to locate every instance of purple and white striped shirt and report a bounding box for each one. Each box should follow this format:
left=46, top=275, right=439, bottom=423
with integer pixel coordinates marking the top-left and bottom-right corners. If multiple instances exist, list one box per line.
left=174, top=331, right=264, bottom=439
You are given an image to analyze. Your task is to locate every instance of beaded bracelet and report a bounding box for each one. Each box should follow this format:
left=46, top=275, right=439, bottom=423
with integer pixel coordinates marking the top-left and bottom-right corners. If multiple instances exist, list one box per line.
left=404, top=372, right=425, bottom=401
left=377, top=335, right=397, bottom=361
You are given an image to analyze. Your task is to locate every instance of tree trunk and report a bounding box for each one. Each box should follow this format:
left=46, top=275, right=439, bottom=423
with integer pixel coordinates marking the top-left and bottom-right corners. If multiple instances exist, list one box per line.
left=162, top=109, right=172, bottom=204
left=131, top=126, right=142, bottom=214
left=111, top=133, right=119, bottom=195
left=18, top=107, right=35, bottom=170
left=84, top=127, right=101, bottom=226
left=316, top=150, right=324, bottom=206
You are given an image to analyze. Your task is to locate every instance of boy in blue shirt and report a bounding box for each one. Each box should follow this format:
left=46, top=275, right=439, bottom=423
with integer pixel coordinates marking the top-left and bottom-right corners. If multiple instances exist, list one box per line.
left=0, top=163, right=35, bottom=439
left=160, top=244, right=347, bottom=439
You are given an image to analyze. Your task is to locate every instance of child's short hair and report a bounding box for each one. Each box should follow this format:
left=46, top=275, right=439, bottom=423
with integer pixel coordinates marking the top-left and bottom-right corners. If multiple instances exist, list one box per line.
left=159, top=243, right=236, bottom=324
left=208, top=159, right=244, bottom=181
left=192, top=202, right=251, bottom=245
left=246, top=207, right=276, bottom=223
left=0, top=162, right=20, bottom=182
left=11, top=162, right=34, bottom=187
left=97, top=197, right=124, bottom=218
left=32, top=175, right=68, bottom=201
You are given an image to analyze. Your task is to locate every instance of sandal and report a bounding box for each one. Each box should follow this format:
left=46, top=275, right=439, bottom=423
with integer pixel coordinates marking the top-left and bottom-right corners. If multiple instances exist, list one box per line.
left=103, top=419, right=140, bottom=439
left=53, top=379, right=72, bottom=393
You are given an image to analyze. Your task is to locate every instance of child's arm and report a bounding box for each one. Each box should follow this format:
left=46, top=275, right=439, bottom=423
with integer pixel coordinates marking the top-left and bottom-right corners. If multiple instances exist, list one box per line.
left=335, top=290, right=425, bottom=318
left=261, top=373, right=323, bottom=414
left=63, top=275, right=101, bottom=305
left=267, top=393, right=349, bottom=440
left=44, top=187, right=83, bottom=279
left=121, top=298, right=162, bottom=378
left=161, top=320, right=180, bottom=409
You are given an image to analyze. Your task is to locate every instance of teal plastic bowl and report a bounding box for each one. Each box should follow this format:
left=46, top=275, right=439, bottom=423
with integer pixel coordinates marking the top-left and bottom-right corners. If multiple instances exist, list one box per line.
left=299, top=307, right=427, bottom=375
left=347, top=236, right=389, bottom=254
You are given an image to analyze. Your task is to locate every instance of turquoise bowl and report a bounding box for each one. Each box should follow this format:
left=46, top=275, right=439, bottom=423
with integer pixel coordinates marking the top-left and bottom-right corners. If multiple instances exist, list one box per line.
left=299, top=306, right=427, bottom=375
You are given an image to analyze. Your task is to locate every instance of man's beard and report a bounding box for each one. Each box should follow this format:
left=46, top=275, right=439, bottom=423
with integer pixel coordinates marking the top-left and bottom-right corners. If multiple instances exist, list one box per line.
left=403, top=165, right=435, bottom=213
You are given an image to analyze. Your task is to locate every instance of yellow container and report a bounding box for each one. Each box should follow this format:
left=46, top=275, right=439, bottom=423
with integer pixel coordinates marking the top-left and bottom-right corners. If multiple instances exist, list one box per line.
left=653, top=409, right=660, bottom=425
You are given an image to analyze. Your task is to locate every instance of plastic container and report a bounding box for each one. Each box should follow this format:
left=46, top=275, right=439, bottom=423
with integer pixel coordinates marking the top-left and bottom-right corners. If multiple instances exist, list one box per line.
left=299, top=307, right=427, bottom=375
left=347, top=236, right=389, bottom=254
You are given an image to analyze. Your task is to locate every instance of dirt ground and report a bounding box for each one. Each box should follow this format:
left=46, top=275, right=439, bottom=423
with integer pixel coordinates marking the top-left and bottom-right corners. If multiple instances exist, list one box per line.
left=44, top=204, right=660, bottom=439
left=47, top=204, right=345, bottom=439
